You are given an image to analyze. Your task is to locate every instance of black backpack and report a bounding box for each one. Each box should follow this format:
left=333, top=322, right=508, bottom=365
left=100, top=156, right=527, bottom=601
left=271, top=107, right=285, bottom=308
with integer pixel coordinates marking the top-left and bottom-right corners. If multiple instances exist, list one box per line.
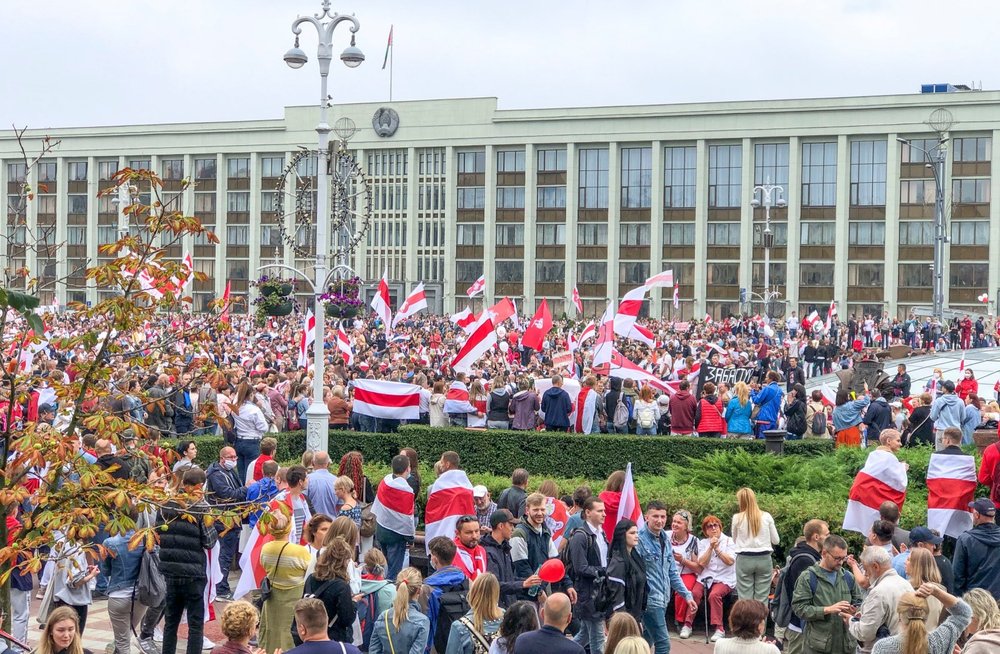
left=769, top=552, right=814, bottom=628
left=434, top=581, right=470, bottom=654
left=811, top=406, right=828, bottom=436
left=559, top=527, right=587, bottom=583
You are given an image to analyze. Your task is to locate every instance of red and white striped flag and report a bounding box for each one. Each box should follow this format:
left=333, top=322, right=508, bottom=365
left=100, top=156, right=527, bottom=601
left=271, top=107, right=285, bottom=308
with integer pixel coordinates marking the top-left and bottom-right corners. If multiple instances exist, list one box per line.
left=843, top=449, right=908, bottom=534
left=466, top=275, right=486, bottom=298
left=673, top=283, right=680, bottom=310
left=926, top=452, right=977, bottom=538
left=233, top=493, right=310, bottom=598
left=958, top=350, right=966, bottom=373
left=826, top=300, right=837, bottom=332
left=450, top=307, right=479, bottom=334
left=371, top=269, right=392, bottom=336
left=451, top=316, right=497, bottom=374
left=617, top=462, right=645, bottom=530
left=579, top=321, right=597, bottom=344
left=626, top=324, right=656, bottom=347
left=424, top=469, right=475, bottom=553
left=571, top=286, right=584, bottom=314
left=352, top=379, right=421, bottom=420
left=802, top=310, right=820, bottom=333
left=644, top=269, right=674, bottom=288
left=336, top=326, right=354, bottom=366
left=593, top=303, right=616, bottom=368
left=614, top=285, right=648, bottom=337
left=392, top=283, right=427, bottom=328
left=704, top=314, right=713, bottom=324
left=297, top=309, right=315, bottom=369
left=371, top=473, right=416, bottom=537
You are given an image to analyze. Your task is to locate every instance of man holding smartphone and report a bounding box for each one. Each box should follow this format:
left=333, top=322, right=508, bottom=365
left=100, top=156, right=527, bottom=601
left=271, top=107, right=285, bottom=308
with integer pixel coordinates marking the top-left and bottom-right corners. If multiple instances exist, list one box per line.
left=790, top=535, right=864, bottom=654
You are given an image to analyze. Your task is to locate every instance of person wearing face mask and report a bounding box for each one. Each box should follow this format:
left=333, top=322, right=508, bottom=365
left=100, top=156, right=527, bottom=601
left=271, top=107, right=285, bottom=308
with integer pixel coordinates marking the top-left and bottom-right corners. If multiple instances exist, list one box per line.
left=957, top=369, right=979, bottom=402
left=925, top=369, right=944, bottom=398
left=206, top=446, right=248, bottom=601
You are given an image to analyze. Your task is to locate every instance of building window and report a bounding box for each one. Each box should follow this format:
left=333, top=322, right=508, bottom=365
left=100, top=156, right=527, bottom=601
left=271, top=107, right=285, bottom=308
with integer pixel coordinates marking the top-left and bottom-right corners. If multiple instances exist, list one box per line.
left=754, top=143, right=789, bottom=191
left=578, top=148, right=609, bottom=209
left=664, top=146, right=696, bottom=208
left=98, top=160, right=118, bottom=181
left=68, top=162, right=88, bottom=181
left=536, top=223, right=566, bottom=245
left=128, top=159, right=150, bottom=171
left=495, top=261, right=524, bottom=282
left=456, top=261, right=484, bottom=282
left=68, top=195, right=87, bottom=214
left=620, top=147, right=652, bottom=209
left=195, top=158, right=217, bottom=180
left=899, top=138, right=940, bottom=163
left=800, top=221, right=835, bottom=245
left=953, top=137, right=991, bottom=163
left=952, top=178, right=990, bottom=204
left=709, top=144, right=741, bottom=208
left=848, top=221, right=885, bottom=246
left=801, top=142, right=836, bottom=207
left=227, top=225, right=249, bottom=246
left=577, top=223, right=608, bottom=246
left=707, top=222, right=741, bottom=246
left=227, top=157, right=250, bottom=179
left=496, top=224, right=524, bottom=246
left=848, top=263, right=884, bottom=286
left=707, top=263, right=739, bottom=285
left=753, top=223, right=788, bottom=246
left=418, top=149, right=446, bottom=176
left=951, top=220, right=989, bottom=245
left=536, top=261, right=565, bottom=283
left=456, top=224, right=485, bottom=246
left=296, top=155, right=318, bottom=177
left=227, top=191, right=249, bottom=212
left=950, top=262, right=988, bottom=287
left=261, top=156, right=285, bottom=178
left=194, top=192, right=216, bottom=213
left=800, top=263, right=835, bottom=286
left=37, top=162, right=57, bottom=182
left=496, top=187, right=525, bottom=209
left=457, top=151, right=485, bottom=174
left=419, top=184, right=445, bottom=211
left=260, top=224, right=283, bottom=247
left=496, top=151, right=525, bottom=173
left=898, top=221, right=933, bottom=245
left=620, top=262, right=650, bottom=285
left=227, top=260, right=249, bottom=279
left=899, top=264, right=932, bottom=287
left=537, top=149, right=567, bottom=172
left=663, top=222, right=695, bottom=246
left=457, top=187, right=485, bottom=209
left=577, top=262, right=607, bottom=284
left=67, top=226, right=86, bottom=245
left=37, top=196, right=56, bottom=214
left=97, top=226, right=118, bottom=244
left=537, top=186, right=566, bottom=208
left=849, top=139, right=887, bottom=206
left=899, top=179, right=936, bottom=205
left=7, top=162, right=28, bottom=182
left=752, top=262, right=787, bottom=286
left=620, top=223, right=651, bottom=246
left=98, top=195, right=116, bottom=214
left=261, top=191, right=278, bottom=212
left=161, top=159, right=183, bottom=180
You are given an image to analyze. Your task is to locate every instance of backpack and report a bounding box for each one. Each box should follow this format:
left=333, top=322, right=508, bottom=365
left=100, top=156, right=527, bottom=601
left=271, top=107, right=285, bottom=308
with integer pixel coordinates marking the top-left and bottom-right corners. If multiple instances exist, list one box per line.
left=135, top=547, right=166, bottom=608
left=769, top=552, right=815, bottom=628
left=357, top=583, right=389, bottom=651
left=810, top=406, right=828, bottom=436
left=559, top=527, right=587, bottom=582
left=613, top=395, right=630, bottom=430
left=434, top=581, right=470, bottom=654
left=458, top=616, right=499, bottom=654
left=636, top=404, right=656, bottom=430
left=125, top=451, right=151, bottom=484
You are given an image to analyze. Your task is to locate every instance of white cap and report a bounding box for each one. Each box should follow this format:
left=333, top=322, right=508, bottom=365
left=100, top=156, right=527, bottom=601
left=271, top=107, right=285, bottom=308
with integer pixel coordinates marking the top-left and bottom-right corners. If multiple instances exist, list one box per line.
left=473, top=484, right=488, bottom=498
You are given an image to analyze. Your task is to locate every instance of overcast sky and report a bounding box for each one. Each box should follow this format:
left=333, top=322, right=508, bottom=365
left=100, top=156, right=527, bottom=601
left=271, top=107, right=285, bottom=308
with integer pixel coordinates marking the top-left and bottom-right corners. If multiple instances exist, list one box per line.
left=1, top=0, right=994, bottom=130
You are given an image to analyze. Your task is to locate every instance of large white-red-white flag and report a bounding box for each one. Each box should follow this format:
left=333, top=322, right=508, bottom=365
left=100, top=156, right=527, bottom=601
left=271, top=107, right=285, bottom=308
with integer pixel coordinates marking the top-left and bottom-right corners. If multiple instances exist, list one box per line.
left=579, top=321, right=597, bottom=345
left=352, top=379, right=421, bottom=420
left=801, top=310, right=820, bottom=333
left=826, top=300, right=838, bottom=332
left=571, top=286, right=584, bottom=314
left=371, top=473, right=416, bottom=537
left=391, top=283, right=427, bottom=328
left=451, top=316, right=497, bottom=374
left=673, top=283, right=680, bottom=310
left=614, top=285, right=648, bottom=337
left=466, top=275, right=486, bottom=298
left=592, top=303, right=616, bottom=369
left=424, top=469, right=475, bottom=553
left=617, top=462, right=645, bottom=530
left=336, top=326, right=354, bottom=366
left=371, top=269, right=392, bottom=335
left=843, top=449, right=908, bottom=534
left=450, top=307, right=479, bottom=334
left=926, top=452, right=977, bottom=538
left=645, top=269, right=674, bottom=288
left=297, top=309, right=315, bottom=369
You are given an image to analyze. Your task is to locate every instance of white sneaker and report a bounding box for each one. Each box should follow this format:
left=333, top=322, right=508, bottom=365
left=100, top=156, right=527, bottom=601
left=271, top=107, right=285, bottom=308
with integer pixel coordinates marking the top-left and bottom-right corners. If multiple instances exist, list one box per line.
left=679, top=626, right=692, bottom=639
left=711, top=629, right=725, bottom=643
left=153, top=629, right=163, bottom=644
left=202, top=638, right=215, bottom=650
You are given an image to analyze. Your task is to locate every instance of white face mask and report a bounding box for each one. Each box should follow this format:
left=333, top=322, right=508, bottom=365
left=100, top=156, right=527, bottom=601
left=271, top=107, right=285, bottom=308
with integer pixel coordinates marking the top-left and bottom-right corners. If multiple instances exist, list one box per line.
left=222, top=459, right=238, bottom=471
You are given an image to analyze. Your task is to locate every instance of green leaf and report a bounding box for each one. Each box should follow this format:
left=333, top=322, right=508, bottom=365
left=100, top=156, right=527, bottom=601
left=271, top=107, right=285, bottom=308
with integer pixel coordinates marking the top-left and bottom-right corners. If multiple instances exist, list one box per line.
left=3, top=289, right=40, bottom=311
left=26, top=312, right=44, bottom=335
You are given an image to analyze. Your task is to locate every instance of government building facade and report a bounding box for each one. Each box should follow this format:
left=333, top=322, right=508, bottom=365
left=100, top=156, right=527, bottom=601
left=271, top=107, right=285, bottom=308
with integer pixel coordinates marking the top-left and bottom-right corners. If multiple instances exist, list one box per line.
left=2, top=90, right=999, bottom=321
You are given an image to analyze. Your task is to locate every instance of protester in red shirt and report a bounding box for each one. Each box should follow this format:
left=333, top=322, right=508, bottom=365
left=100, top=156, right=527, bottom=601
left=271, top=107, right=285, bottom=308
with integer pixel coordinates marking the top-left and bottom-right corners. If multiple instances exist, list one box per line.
left=453, top=515, right=487, bottom=580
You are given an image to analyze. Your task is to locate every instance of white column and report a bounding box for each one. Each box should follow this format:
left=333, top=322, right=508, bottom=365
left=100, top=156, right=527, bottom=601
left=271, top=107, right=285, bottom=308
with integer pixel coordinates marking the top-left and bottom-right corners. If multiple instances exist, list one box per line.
left=54, top=156, right=68, bottom=305
left=834, top=135, right=850, bottom=312
left=215, top=153, right=227, bottom=298
left=249, top=152, right=262, bottom=285
left=354, top=149, right=370, bottom=279
left=650, top=142, right=664, bottom=318
left=884, top=135, right=901, bottom=317
left=607, top=142, right=621, bottom=299
left=693, top=140, right=708, bottom=317
left=941, top=133, right=954, bottom=312
left=739, top=139, right=754, bottom=313
left=990, top=129, right=1000, bottom=315
left=565, top=143, right=579, bottom=312
left=406, top=146, right=418, bottom=284
left=0, top=158, right=7, bottom=276
left=483, top=145, right=496, bottom=305
left=443, top=145, right=457, bottom=313
left=283, top=151, right=296, bottom=270
left=523, top=144, right=537, bottom=310
left=786, top=137, right=801, bottom=310
left=86, top=156, right=98, bottom=306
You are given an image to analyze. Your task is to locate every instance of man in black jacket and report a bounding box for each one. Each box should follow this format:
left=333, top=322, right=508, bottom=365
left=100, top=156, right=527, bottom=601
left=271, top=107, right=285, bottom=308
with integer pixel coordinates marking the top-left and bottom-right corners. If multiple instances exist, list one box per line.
left=781, top=519, right=829, bottom=654
left=158, top=467, right=219, bottom=654
left=205, top=446, right=247, bottom=600
left=891, top=364, right=912, bottom=399
left=568, top=497, right=608, bottom=654
left=953, top=498, right=1000, bottom=599
left=785, top=357, right=806, bottom=392
left=862, top=390, right=894, bottom=442
left=513, top=593, right=584, bottom=654
left=482, top=509, right=542, bottom=607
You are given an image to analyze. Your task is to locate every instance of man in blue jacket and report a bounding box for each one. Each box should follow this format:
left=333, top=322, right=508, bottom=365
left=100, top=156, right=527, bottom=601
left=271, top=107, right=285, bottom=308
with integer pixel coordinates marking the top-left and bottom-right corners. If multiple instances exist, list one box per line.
left=750, top=371, right=784, bottom=438
left=638, top=500, right=697, bottom=654
left=205, top=446, right=247, bottom=600
left=513, top=593, right=584, bottom=654
left=930, top=380, right=965, bottom=450
left=540, top=374, right=573, bottom=432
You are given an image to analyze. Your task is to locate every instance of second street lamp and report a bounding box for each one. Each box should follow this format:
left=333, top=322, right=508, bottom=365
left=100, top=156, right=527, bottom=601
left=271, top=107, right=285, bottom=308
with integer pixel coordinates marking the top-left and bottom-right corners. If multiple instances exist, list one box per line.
left=750, top=181, right=786, bottom=320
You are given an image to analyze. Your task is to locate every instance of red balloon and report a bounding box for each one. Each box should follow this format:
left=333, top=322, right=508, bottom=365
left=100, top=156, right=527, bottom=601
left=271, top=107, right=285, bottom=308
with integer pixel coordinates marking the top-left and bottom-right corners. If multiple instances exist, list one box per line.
left=538, top=558, right=565, bottom=583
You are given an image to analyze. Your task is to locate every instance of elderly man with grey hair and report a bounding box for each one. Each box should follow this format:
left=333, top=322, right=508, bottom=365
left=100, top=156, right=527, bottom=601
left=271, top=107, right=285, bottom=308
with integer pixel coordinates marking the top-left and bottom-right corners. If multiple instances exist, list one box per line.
left=305, top=450, right=338, bottom=517
left=847, top=546, right=914, bottom=653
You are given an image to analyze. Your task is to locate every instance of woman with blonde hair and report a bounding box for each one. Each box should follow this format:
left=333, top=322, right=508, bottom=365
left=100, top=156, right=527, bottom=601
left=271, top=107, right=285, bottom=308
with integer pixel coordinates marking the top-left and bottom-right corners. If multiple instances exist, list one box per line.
left=731, top=488, right=779, bottom=602
left=445, top=572, right=504, bottom=654
left=604, top=611, right=641, bottom=654
left=257, top=513, right=311, bottom=653
left=335, top=475, right=362, bottom=529
left=468, top=380, right=488, bottom=428
left=906, top=548, right=943, bottom=628
left=211, top=601, right=259, bottom=654
left=37, top=606, right=86, bottom=654
left=725, top=381, right=754, bottom=438
left=870, top=583, right=971, bottom=654
left=612, top=636, right=651, bottom=654
left=961, top=588, right=1000, bottom=653
left=370, top=567, right=430, bottom=654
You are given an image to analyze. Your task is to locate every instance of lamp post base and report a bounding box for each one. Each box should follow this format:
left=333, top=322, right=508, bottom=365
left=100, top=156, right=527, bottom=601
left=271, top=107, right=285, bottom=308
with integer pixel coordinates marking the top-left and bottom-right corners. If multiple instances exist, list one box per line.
left=305, top=402, right=331, bottom=453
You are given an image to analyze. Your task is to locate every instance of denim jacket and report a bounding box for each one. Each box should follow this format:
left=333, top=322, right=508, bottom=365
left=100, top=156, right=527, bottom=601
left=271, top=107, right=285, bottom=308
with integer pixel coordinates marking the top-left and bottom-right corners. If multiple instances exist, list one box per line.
left=99, top=531, right=144, bottom=594
left=637, top=526, right=692, bottom=609
left=370, top=602, right=430, bottom=654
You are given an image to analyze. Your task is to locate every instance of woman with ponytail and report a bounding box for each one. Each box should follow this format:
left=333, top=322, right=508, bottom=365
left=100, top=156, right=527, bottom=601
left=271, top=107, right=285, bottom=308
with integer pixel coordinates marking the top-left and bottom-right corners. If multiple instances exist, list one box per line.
left=871, top=583, right=971, bottom=654
left=370, top=567, right=430, bottom=654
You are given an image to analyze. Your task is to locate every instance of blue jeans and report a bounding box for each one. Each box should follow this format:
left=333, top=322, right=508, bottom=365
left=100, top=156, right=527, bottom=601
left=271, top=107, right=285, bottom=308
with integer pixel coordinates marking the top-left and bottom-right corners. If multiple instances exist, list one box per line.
left=234, top=438, right=260, bottom=485
left=216, top=526, right=240, bottom=595
left=636, top=425, right=656, bottom=436
left=382, top=539, right=408, bottom=582
left=357, top=414, right=377, bottom=433
left=573, top=617, right=606, bottom=654
left=642, top=605, right=670, bottom=654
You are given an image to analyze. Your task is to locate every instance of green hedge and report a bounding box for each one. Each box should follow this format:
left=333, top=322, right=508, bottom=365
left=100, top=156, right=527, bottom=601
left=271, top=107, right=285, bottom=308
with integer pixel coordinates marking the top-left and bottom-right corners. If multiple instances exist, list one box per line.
left=169, top=426, right=834, bottom=479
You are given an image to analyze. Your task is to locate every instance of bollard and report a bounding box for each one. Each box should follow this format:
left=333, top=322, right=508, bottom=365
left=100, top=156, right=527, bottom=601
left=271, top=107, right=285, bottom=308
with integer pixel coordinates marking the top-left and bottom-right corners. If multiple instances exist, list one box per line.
left=763, top=429, right=786, bottom=455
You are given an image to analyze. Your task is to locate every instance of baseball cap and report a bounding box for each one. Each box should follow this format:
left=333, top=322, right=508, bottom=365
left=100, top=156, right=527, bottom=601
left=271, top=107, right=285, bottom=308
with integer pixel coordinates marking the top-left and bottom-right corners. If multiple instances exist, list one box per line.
left=489, top=509, right=516, bottom=529
left=969, top=498, right=997, bottom=516
left=909, top=526, right=943, bottom=546
left=473, top=484, right=488, bottom=498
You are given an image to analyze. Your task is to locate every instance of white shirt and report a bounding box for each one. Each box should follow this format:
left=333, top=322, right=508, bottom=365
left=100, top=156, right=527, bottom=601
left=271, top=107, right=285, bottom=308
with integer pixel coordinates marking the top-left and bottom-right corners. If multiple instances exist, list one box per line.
left=731, top=511, right=780, bottom=553
left=697, top=535, right=737, bottom=587
left=587, top=521, right=608, bottom=567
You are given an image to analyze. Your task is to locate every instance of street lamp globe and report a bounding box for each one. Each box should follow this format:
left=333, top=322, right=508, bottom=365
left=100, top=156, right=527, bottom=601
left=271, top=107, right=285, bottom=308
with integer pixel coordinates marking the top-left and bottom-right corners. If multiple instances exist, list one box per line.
left=284, top=44, right=308, bottom=69
left=750, top=197, right=761, bottom=208
left=340, top=37, right=365, bottom=67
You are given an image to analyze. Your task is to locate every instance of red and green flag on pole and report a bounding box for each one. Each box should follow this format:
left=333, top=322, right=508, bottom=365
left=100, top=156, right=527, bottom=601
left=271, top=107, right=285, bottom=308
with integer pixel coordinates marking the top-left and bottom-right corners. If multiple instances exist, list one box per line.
left=382, top=25, right=393, bottom=69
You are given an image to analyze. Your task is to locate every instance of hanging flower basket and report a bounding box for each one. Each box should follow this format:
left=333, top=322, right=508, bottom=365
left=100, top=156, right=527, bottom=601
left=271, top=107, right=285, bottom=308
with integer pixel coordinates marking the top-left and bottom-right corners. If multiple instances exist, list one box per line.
left=253, top=274, right=295, bottom=297
left=319, top=275, right=363, bottom=317
left=264, top=300, right=294, bottom=317
left=326, top=303, right=360, bottom=318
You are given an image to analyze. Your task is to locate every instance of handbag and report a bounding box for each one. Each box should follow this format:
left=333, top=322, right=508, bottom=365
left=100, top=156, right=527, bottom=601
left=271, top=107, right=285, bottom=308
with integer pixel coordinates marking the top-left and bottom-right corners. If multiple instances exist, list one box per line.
left=35, top=576, right=56, bottom=626
left=253, top=542, right=289, bottom=612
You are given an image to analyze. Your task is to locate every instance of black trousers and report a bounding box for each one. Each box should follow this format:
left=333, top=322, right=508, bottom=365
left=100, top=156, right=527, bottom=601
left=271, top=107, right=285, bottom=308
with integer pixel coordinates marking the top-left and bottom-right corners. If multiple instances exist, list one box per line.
left=162, top=576, right=207, bottom=654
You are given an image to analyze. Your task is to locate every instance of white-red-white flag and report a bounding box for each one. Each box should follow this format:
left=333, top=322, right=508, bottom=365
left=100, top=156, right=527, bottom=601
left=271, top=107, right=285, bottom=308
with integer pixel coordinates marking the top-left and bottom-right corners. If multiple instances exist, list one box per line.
left=625, top=324, right=656, bottom=347
left=926, top=452, right=977, bottom=538
left=466, top=275, right=486, bottom=298
left=336, top=326, right=354, bottom=366
left=424, top=469, right=475, bottom=553
left=450, top=307, right=478, bottom=334
left=958, top=350, right=966, bottom=373
left=371, top=473, right=415, bottom=537
left=571, top=286, right=584, bottom=314
left=391, top=283, right=427, bottom=328
left=645, top=269, right=674, bottom=288
left=617, top=462, right=646, bottom=530
left=593, top=303, right=616, bottom=368
left=826, top=300, right=838, bottom=332
left=579, top=321, right=597, bottom=344
left=451, top=316, right=497, bottom=374
left=673, top=283, right=680, bottom=310
left=802, top=310, right=820, bottom=332
left=371, top=269, right=392, bottom=336
left=297, top=309, right=315, bottom=369
left=352, top=379, right=421, bottom=420
left=614, top=285, right=648, bottom=337
left=593, top=349, right=672, bottom=393
left=705, top=314, right=713, bottom=324
left=843, top=449, right=908, bottom=534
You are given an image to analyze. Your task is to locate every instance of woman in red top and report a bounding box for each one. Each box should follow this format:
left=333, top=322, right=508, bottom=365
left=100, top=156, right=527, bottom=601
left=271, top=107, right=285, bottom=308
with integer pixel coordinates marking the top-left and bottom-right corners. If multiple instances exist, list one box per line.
left=695, top=382, right=727, bottom=437
left=957, top=368, right=979, bottom=401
